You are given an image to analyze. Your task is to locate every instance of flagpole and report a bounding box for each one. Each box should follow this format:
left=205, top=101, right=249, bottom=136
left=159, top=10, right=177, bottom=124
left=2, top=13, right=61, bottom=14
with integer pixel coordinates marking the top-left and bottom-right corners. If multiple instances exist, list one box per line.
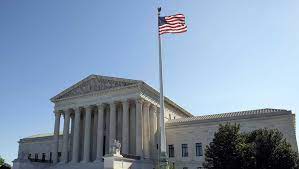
left=158, top=7, right=169, bottom=169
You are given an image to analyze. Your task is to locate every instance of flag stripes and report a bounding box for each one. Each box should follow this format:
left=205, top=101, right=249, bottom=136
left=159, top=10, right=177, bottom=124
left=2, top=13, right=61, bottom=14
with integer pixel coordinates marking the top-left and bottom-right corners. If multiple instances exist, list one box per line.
left=159, top=13, right=187, bottom=35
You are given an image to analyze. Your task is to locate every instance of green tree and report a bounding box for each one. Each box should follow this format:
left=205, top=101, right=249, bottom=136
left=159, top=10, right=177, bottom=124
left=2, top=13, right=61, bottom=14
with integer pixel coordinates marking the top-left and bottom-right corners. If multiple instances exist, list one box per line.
left=0, top=156, right=4, bottom=166
left=246, top=128, right=299, bottom=169
left=203, top=123, right=250, bottom=169
left=203, top=123, right=299, bottom=169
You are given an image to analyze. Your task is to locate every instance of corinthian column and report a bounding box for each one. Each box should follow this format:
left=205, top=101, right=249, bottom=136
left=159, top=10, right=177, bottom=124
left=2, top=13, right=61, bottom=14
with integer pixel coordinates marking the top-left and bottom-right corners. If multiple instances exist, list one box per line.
left=143, top=102, right=150, bottom=158
left=53, top=111, right=61, bottom=164
left=109, top=102, right=116, bottom=153
left=122, top=100, right=129, bottom=154
left=135, top=99, right=143, bottom=157
left=96, top=103, right=104, bottom=160
left=62, top=110, right=71, bottom=163
left=149, top=105, right=157, bottom=158
left=83, top=106, right=92, bottom=163
left=71, top=107, right=81, bottom=163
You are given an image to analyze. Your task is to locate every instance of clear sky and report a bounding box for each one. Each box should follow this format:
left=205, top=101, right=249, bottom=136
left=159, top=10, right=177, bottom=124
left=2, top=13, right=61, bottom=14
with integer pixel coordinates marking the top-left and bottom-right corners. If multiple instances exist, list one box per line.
left=0, top=0, right=299, bottom=164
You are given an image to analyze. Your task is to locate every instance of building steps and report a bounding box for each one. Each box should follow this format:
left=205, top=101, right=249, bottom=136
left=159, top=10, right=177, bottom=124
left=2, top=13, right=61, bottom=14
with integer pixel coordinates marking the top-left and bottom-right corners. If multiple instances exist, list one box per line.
left=48, top=162, right=104, bottom=169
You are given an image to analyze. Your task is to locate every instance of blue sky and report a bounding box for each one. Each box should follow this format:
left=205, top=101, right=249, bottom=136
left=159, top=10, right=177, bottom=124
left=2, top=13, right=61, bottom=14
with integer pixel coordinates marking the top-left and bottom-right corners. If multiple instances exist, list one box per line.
left=0, top=0, right=299, bottom=164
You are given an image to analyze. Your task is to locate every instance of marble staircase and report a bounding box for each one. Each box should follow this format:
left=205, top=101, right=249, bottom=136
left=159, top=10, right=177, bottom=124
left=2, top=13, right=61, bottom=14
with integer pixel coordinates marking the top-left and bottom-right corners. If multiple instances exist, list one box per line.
left=48, top=162, right=104, bottom=169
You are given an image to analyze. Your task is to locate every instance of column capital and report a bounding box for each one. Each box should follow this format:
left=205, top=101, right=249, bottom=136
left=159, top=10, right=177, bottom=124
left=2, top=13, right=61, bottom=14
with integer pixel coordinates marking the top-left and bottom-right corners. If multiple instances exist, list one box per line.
left=136, top=98, right=144, bottom=104
left=150, top=105, right=157, bottom=112
left=143, top=101, right=151, bottom=108
left=73, top=107, right=81, bottom=113
left=63, top=108, right=70, bottom=115
left=121, top=99, right=130, bottom=105
left=96, top=103, right=105, bottom=113
left=85, top=105, right=93, bottom=113
left=96, top=103, right=105, bottom=107
left=54, top=110, right=61, bottom=117
left=64, top=109, right=72, bottom=115
left=108, top=100, right=118, bottom=105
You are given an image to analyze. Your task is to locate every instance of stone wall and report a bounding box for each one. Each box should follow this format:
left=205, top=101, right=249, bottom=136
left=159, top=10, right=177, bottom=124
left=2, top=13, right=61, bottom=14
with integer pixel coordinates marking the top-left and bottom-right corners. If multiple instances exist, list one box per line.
left=18, top=135, right=63, bottom=162
left=166, top=112, right=297, bottom=169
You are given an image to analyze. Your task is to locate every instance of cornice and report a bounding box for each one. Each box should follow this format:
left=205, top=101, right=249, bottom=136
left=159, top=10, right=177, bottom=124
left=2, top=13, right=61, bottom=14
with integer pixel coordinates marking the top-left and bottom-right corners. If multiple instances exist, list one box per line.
left=19, top=135, right=62, bottom=144
left=53, top=84, right=139, bottom=103
left=166, top=110, right=292, bottom=128
left=51, top=74, right=142, bottom=102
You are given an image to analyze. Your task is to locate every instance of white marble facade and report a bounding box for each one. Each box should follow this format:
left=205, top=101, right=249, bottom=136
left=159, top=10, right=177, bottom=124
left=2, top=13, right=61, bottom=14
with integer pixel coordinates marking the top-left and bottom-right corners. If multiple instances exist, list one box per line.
left=12, top=75, right=298, bottom=169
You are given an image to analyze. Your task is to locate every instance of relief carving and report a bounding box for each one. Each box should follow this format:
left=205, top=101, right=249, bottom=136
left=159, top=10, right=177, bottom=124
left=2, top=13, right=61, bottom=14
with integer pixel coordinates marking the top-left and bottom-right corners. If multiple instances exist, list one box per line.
left=57, top=77, right=135, bottom=100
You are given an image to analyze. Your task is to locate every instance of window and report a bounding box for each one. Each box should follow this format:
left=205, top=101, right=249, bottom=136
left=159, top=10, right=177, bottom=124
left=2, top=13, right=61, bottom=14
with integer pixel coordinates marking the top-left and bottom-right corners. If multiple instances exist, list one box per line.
left=58, top=152, right=61, bottom=162
left=181, top=144, right=188, bottom=157
left=168, top=145, right=174, bottom=157
left=34, top=153, right=38, bottom=161
left=196, top=143, right=203, bottom=156
left=49, top=152, right=52, bottom=162
left=28, top=154, right=31, bottom=159
left=169, top=114, right=172, bottom=120
left=42, top=153, right=46, bottom=161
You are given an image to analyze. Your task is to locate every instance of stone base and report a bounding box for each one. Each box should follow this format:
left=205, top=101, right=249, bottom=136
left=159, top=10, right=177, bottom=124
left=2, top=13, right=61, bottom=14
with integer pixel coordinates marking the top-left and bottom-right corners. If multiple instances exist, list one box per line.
left=48, top=161, right=104, bottom=169
left=103, top=154, right=133, bottom=169
left=103, top=154, right=155, bottom=169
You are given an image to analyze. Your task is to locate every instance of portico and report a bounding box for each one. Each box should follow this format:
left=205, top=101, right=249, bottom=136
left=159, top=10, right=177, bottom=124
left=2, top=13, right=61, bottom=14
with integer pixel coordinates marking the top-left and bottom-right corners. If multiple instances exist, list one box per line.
left=49, top=75, right=185, bottom=166
left=52, top=98, right=159, bottom=164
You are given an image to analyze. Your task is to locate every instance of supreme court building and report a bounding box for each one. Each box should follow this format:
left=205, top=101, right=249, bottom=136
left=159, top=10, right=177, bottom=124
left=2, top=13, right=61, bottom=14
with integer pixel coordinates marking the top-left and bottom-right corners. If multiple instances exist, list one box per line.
left=12, top=75, right=298, bottom=169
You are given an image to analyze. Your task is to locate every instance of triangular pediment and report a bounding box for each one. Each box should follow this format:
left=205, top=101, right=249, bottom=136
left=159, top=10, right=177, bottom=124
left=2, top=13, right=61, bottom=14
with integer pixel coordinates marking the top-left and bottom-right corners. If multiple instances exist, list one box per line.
left=51, top=75, right=141, bottom=101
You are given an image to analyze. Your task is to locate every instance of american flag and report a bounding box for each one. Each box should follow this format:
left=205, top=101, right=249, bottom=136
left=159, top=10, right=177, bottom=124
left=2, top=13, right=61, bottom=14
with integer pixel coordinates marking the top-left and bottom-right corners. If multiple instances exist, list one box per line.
left=159, top=14, right=187, bottom=35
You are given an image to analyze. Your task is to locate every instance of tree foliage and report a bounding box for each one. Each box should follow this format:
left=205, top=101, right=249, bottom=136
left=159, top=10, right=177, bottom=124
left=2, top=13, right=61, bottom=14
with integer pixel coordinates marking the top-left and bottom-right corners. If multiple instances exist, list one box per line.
left=247, top=128, right=299, bottom=169
left=203, top=123, right=299, bottom=169
left=0, top=156, right=4, bottom=166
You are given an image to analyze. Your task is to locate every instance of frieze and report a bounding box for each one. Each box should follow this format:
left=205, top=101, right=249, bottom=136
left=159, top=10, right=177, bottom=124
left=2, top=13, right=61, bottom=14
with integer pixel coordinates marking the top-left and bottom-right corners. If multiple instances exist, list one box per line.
left=55, top=76, right=138, bottom=100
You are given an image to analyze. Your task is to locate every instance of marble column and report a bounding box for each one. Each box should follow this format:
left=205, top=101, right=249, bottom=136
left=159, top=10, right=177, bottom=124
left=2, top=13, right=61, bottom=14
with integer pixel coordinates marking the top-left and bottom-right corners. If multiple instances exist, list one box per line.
left=129, top=103, right=136, bottom=154
left=70, top=115, right=75, bottom=161
left=92, top=109, right=98, bottom=161
left=53, top=111, right=61, bottom=164
left=83, top=106, right=92, bottom=162
left=149, top=105, right=157, bottom=158
left=109, top=102, right=116, bottom=153
left=71, top=108, right=81, bottom=163
left=62, top=110, right=71, bottom=163
left=143, top=102, right=150, bottom=158
left=135, top=99, right=143, bottom=157
left=122, top=100, right=129, bottom=154
left=96, top=103, right=104, bottom=160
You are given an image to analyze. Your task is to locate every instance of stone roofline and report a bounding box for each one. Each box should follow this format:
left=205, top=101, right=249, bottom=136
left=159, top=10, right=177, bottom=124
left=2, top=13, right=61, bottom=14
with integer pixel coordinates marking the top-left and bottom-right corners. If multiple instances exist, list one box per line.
left=166, top=109, right=294, bottom=127
left=19, top=133, right=62, bottom=143
left=50, top=74, right=142, bottom=101
left=50, top=74, right=193, bottom=118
